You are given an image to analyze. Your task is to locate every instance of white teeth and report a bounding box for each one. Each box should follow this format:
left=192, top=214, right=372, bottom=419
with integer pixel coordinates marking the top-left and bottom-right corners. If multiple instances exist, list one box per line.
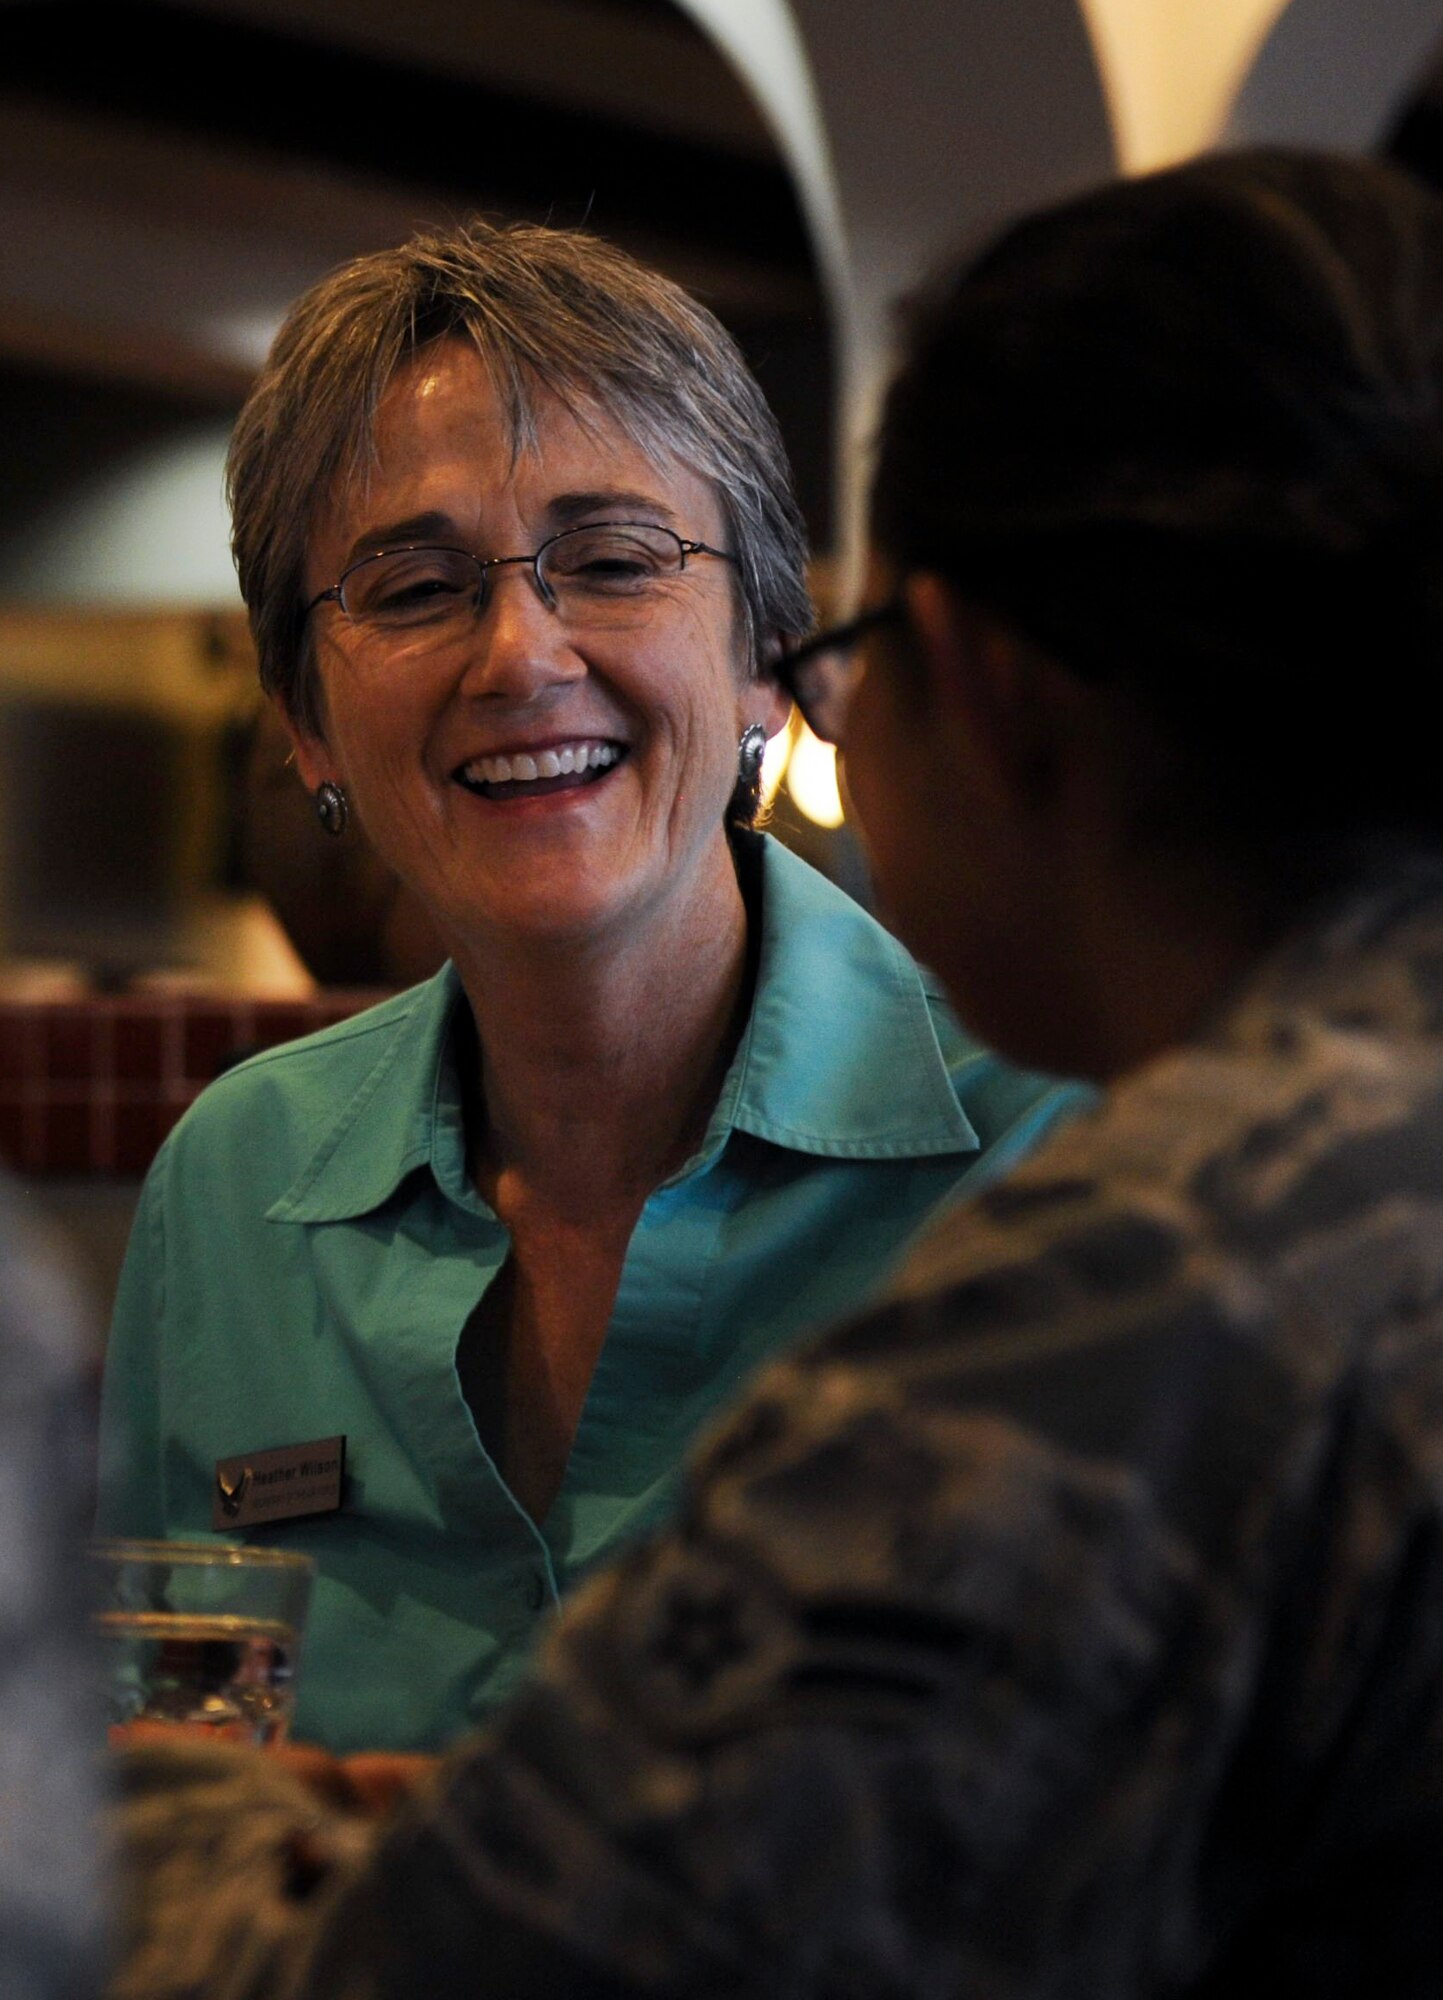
left=462, top=741, right=621, bottom=788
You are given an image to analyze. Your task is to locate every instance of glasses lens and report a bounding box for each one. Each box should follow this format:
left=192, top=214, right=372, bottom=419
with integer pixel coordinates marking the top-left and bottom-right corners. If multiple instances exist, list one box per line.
left=540, top=524, right=683, bottom=605
left=340, top=548, right=480, bottom=627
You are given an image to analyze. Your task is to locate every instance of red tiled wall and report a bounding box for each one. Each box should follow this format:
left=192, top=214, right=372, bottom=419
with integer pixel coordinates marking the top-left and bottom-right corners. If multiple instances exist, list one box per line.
left=0, top=994, right=380, bottom=1177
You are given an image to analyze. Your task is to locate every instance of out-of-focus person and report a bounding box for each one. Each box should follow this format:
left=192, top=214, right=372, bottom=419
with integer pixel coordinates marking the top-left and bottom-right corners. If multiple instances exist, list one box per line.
left=111, top=144, right=1443, bottom=2000
left=97, top=221, right=1080, bottom=1755
left=0, top=1180, right=103, bottom=2000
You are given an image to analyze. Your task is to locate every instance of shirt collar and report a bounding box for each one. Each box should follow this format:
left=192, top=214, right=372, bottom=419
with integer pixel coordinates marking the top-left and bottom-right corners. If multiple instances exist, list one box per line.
left=268, top=966, right=475, bottom=1225
left=272, top=835, right=976, bottom=1225
left=692, top=833, right=977, bottom=1167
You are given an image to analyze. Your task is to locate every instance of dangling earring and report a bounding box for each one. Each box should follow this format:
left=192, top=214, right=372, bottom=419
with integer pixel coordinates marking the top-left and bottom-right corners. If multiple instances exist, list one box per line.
left=315, top=780, right=349, bottom=838
left=730, top=723, right=768, bottom=826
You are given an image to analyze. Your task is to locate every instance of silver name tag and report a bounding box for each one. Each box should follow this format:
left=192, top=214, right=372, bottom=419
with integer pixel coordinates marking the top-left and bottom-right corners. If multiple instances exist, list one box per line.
left=212, top=1435, right=346, bottom=1531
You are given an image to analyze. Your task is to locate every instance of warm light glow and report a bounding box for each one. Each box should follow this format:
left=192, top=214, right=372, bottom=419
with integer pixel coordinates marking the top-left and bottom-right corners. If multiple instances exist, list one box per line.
left=760, top=722, right=792, bottom=812
left=1076, top=0, right=1293, bottom=172
left=785, top=722, right=844, bottom=829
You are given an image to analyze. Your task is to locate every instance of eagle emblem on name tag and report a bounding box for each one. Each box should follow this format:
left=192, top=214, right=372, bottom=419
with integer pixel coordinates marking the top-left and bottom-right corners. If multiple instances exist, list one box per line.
left=216, top=1465, right=251, bottom=1518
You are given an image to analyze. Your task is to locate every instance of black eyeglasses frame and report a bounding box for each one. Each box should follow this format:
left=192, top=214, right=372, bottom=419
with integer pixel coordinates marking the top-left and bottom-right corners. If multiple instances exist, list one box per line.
left=768, top=597, right=904, bottom=744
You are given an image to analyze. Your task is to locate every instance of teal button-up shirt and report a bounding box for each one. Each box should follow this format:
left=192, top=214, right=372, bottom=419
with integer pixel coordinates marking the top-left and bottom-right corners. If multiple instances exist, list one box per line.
left=99, top=837, right=1083, bottom=1752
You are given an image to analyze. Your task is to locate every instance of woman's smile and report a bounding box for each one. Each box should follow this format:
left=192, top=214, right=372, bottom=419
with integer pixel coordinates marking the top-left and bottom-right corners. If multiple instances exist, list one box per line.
left=455, top=738, right=627, bottom=804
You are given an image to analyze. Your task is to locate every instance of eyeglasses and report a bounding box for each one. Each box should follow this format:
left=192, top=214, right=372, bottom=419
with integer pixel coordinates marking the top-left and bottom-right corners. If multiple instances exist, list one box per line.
left=304, top=521, right=735, bottom=639
left=769, top=598, right=904, bottom=745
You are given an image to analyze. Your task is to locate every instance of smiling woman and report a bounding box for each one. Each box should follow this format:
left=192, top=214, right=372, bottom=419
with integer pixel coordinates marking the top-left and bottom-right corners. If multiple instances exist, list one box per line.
left=96, top=219, right=1084, bottom=1755
left=289, top=340, right=765, bottom=957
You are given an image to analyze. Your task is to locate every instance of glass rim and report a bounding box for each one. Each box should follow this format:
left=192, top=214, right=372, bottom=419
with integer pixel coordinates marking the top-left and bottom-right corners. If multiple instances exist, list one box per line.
left=88, top=1537, right=315, bottom=1574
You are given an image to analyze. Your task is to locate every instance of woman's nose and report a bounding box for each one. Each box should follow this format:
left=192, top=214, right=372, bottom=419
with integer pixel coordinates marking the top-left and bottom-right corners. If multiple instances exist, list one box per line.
left=455, top=564, right=585, bottom=701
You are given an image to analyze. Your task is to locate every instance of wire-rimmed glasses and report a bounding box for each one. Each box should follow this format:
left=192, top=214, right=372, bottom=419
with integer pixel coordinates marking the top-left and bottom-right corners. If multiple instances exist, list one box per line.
left=304, top=521, right=735, bottom=637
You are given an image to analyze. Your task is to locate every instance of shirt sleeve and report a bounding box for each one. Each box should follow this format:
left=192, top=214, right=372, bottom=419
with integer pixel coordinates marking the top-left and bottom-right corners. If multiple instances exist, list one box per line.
left=96, top=1149, right=170, bottom=1537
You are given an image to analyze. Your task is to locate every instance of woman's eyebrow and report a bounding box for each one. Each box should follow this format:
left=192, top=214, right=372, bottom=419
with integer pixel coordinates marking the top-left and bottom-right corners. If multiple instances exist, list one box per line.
left=342, top=511, right=458, bottom=566
left=341, top=495, right=678, bottom=566
left=547, top=489, right=678, bottom=527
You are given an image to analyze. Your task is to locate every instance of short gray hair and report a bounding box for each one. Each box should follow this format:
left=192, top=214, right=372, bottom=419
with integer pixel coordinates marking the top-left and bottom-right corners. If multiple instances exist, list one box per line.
left=227, top=219, right=814, bottom=735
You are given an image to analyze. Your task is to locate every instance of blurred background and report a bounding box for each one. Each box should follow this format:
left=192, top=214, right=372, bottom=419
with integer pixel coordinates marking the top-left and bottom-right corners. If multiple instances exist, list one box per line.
left=3, top=0, right=1443, bottom=1301
left=0, top=0, right=844, bottom=1009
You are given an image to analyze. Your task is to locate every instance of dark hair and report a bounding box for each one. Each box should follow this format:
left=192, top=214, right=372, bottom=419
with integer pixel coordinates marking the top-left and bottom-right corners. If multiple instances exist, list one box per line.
left=873, top=148, right=1443, bottom=846
left=228, top=219, right=812, bottom=736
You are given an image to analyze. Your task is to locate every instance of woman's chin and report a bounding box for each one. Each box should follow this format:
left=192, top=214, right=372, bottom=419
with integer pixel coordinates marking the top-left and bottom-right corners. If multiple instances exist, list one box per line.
left=436, top=868, right=659, bottom=955
left=418, top=776, right=737, bottom=960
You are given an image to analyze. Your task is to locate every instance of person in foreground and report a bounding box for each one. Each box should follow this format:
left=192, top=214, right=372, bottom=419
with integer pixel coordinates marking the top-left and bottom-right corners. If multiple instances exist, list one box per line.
left=97, top=221, right=1075, bottom=1755
left=114, top=147, right=1443, bottom=1997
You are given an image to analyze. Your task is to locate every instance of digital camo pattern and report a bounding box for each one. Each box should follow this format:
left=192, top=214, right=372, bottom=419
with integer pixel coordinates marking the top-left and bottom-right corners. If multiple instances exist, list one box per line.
left=108, top=1743, right=373, bottom=2000
left=0, top=1182, right=104, bottom=2000
left=116, top=850, right=1443, bottom=1998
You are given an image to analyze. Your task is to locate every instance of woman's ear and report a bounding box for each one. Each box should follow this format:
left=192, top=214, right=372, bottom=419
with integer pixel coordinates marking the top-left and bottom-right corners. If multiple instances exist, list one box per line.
left=749, top=636, right=798, bottom=741
left=272, top=696, right=334, bottom=796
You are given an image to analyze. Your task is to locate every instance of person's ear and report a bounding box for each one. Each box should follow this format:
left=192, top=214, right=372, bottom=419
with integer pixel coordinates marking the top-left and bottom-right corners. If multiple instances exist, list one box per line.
left=272, top=695, right=334, bottom=796
left=904, top=574, right=1080, bottom=816
left=749, top=636, right=799, bottom=741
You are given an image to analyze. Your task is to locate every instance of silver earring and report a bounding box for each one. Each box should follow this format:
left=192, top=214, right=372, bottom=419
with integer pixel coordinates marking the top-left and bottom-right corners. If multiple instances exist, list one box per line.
left=315, top=780, right=349, bottom=838
left=731, top=723, right=768, bottom=826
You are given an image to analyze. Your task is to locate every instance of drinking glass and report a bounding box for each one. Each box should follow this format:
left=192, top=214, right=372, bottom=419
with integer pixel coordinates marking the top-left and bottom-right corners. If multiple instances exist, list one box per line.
left=89, top=1539, right=315, bottom=1746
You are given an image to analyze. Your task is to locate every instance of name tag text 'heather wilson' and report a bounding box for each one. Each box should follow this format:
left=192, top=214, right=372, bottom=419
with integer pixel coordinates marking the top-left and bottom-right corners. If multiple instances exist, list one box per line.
left=212, top=1436, right=346, bottom=1531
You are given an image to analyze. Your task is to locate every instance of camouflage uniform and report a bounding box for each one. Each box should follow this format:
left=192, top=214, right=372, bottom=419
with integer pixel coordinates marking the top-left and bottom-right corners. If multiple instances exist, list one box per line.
left=114, top=850, right=1443, bottom=1998
left=0, top=1182, right=104, bottom=2000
